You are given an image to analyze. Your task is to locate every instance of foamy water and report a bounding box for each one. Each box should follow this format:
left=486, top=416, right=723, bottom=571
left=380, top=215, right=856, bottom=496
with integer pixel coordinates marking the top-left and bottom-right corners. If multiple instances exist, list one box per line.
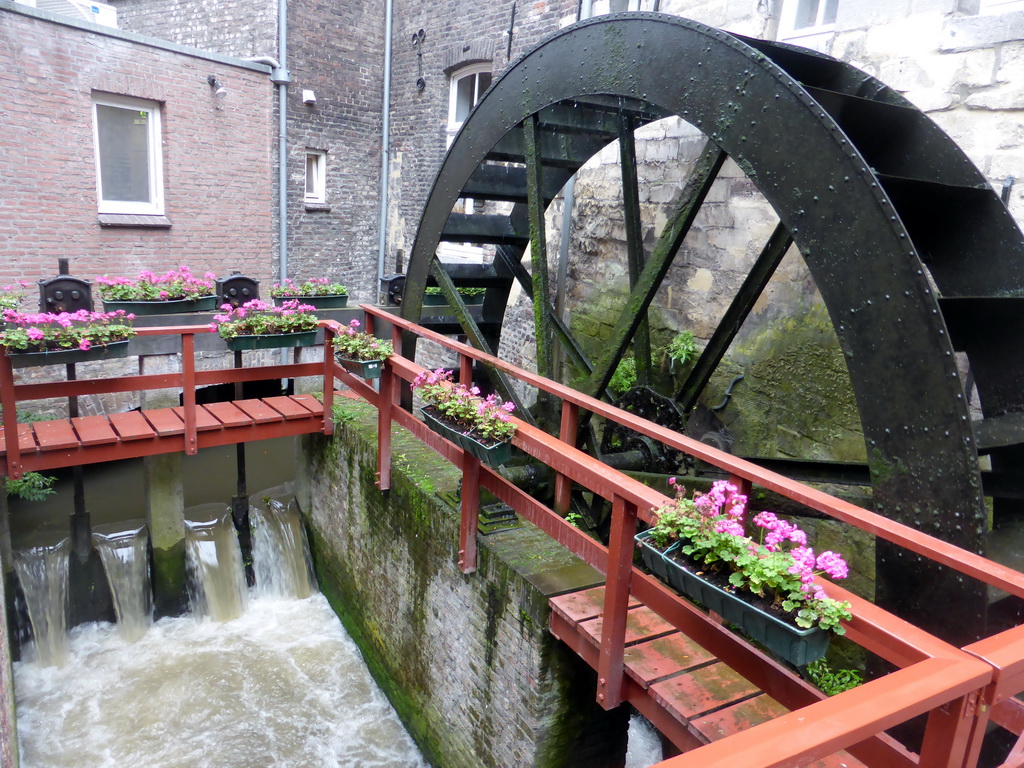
left=14, top=594, right=427, bottom=768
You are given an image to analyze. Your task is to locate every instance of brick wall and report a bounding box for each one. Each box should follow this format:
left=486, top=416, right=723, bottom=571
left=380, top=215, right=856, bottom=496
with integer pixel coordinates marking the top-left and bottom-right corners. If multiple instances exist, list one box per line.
left=0, top=7, right=275, bottom=289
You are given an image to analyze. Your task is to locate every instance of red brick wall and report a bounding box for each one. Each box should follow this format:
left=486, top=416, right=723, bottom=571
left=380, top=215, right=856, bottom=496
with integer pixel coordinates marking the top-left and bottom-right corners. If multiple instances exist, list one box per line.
left=0, top=9, right=275, bottom=293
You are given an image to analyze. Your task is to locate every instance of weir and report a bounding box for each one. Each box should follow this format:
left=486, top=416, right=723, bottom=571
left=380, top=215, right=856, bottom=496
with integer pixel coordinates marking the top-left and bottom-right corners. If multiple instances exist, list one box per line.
left=91, top=522, right=152, bottom=643
left=251, top=496, right=316, bottom=600
left=13, top=538, right=70, bottom=668
left=184, top=506, right=249, bottom=623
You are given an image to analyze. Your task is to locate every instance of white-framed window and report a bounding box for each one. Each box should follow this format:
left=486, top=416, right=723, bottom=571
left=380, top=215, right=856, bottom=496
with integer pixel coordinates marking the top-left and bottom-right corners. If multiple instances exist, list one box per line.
left=980, top=0, right=1024, bottom=13
left=778, top=0, right=839, bottom=43
left=92, top=93, right=163, bottom=215
left=305, top=150, right=327, bottom=204
left=447, top=64, right=492, bottom=144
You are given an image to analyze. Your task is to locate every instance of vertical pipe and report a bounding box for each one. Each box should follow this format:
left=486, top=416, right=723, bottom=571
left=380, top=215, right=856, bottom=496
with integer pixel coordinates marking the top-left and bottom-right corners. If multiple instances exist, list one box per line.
left=376, top=0, right=395, bottom=294
left=278, top=0, right=289, bottom=288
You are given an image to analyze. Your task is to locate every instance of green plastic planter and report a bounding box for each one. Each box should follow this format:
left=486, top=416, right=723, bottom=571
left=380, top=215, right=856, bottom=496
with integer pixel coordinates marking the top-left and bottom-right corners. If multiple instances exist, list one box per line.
left=635, top=530, right=831, bottom=665
left=8, top=340, right=131, bottom=368
left=224, top=331, right=318, bottom=351
left=272, top=294, right=348, bottom=309
left=421, top=408, right=513, bottom=467
left=102, top=296, right=218, bottom=315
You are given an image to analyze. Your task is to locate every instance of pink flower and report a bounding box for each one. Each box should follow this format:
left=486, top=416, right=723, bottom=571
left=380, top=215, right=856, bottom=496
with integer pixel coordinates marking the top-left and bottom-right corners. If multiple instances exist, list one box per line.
left=27, top=328, right=44, bottom=341
left=78, top=338, right=91, bottom=351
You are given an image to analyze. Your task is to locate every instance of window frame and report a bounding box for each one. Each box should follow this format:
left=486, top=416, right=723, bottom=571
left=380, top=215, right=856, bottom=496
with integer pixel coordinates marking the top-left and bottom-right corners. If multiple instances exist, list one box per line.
left=304, top=149, right=328, bottom=205
left=447, top=64, right=493, bottom=140
left=91, top=93, right=164, bottom=216
left=778, top=0, right=839, bottom=42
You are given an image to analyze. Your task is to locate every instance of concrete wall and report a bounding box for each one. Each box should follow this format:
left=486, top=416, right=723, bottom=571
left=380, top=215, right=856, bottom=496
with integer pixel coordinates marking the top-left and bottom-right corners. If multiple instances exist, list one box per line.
left=302, top=398, right=629, bottom=768
left=0, top=3, right=275, bottom=288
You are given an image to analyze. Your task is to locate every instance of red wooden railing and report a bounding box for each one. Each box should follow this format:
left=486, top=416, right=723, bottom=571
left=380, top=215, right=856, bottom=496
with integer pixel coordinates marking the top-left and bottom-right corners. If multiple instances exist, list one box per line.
left=4, top=311, right=1024, bottom=766
left=345, top=304, right=1024, bottom=768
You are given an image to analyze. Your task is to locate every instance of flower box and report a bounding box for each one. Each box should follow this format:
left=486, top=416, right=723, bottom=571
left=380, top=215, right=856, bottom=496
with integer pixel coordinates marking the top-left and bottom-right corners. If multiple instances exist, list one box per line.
left=102, top=296, right=218, bottom=315
left=423, top=292, right=484, bottom=306
left=336, top=356, right=383, bottom=379
left=224, top=331, right=318, bottom=351
left=635, top=530, right=830, bottom=665
left=8, top=340, right=131, bottom=368
left=421, top=407, right=514, bottom=467
left=273, top=294, right=348, bottom=310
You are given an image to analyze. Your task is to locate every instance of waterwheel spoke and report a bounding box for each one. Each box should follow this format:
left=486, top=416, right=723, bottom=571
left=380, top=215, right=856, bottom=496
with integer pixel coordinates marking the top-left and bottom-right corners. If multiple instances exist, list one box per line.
left=676, top=221, right=793, bottom=413
left=584, top=141, right=728, bottom=400
left=524, top=114, right=554, bottom=380
left=619, top=114, right=652, bottom=386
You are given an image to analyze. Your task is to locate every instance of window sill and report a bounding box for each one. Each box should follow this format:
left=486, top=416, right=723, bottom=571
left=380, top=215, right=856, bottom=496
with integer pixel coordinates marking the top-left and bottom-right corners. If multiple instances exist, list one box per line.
left=98, top=214, right=173, bottom=228
left=304, top=203, right=332, bottom=212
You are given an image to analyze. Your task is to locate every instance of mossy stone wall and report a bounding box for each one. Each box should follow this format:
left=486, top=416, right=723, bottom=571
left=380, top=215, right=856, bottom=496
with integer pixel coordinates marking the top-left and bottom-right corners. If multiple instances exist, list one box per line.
left=303, top=400, right=628, bottom=768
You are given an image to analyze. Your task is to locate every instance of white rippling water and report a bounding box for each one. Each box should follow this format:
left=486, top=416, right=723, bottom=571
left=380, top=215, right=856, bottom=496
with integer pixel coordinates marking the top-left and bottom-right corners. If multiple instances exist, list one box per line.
left=14, top=594, right=427, bottom=768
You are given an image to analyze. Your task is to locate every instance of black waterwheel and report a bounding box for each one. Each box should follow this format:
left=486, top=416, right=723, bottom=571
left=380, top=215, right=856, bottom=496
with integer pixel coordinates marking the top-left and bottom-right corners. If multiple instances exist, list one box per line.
left=403, top=14, right=1024, bottom=644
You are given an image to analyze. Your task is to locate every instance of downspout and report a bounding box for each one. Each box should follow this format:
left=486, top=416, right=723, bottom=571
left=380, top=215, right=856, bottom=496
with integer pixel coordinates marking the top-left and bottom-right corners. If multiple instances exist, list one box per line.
left=377, top=0, right=394, bottom=297
left=246, top=12, right=290, bottom=289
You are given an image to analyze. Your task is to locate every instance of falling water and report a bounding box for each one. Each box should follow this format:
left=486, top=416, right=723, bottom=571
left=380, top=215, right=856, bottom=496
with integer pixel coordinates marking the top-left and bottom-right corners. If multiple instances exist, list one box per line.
left=250, top=495, right=316, bottom=599
left=14, top=595, right=428, bottom=768
left=625, top=714, right=664, bottom=767
left=92, top=521, right=152, bottom=642
left=184, top=505, right=248, bottom=622
left=13, top=537, right=71, bottom=667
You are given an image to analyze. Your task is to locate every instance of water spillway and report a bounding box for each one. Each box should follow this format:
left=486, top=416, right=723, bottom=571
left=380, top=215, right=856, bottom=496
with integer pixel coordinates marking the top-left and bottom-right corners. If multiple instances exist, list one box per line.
left=13, top=537, right=71, bottom=668
left=184, top=505, right=249, bottom=622
left=91, top=521, right=152, bottom=642
left=251, top=495, right=316, bottom=600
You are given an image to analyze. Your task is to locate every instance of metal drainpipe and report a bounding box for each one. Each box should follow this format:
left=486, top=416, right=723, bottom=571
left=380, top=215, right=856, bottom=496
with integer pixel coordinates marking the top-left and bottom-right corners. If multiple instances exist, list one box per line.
left=376, top=0, right=394, bottom=298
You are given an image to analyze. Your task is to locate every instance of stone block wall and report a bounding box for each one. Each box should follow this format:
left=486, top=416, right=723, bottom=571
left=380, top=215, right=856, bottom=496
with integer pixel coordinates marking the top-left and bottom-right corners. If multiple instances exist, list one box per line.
left=302, top=399, right=628, bottom=768
left=0, top=4, right=275, bottom=288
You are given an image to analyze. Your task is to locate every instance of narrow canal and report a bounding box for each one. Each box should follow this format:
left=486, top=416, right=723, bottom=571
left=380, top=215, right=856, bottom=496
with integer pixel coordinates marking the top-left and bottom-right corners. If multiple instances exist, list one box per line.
left=8, top=437, right=665, bottom=766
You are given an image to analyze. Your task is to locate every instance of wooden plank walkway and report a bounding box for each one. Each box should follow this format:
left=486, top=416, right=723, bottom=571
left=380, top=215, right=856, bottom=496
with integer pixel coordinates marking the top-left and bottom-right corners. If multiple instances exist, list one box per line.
left=549, top=585, right=864, bottom=767
left=0, top=394, right=325, bottom=475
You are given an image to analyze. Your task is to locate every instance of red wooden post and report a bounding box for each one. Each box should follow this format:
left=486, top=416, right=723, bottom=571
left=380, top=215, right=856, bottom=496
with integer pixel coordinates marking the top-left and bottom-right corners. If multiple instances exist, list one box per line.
left=458, top=450, right=481, bottom=574
left=459, top=351, right=472, bottom=389
left=554, top=401, right=578, bottom=517
left=919, top=691, right=983, bottom=768
left=597, top=493, right=637, bottom=710
left=322, top=324, right=335, bottom=437
left=181, top=333, right=198, bottom=456
left=377, top=356, right=393, bottom=490
left=0, top=352, right=20, bottom=478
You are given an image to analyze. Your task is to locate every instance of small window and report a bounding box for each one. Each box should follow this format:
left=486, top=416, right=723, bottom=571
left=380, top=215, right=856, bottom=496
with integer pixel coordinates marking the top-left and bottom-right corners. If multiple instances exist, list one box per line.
left=92, top=94, right=163, bottom=215
left=305, top=150, right=327, bottom=204
left=447, top=65, right=492, bottom=142
left=779, top=0, right=838, bottom=41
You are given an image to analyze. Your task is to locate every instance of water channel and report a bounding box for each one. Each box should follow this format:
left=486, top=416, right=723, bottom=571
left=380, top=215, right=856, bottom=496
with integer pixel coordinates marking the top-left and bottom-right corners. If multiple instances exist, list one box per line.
left=9, top=437, right=663, bottom=766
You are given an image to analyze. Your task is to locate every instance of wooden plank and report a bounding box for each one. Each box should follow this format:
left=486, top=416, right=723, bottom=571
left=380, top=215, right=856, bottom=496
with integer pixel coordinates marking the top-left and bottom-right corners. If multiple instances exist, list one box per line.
left=290, top=394, right=324, bottom=416
left=550, top=585, right=639, bottom=627
left=582, top=605, right=677, bottom=647
left=32, top=420, right=80, bottom=451
left=71, top=416, right=119, bottom=446
left=234, top=399, right=285, bottom=424
left=142, top=408, right=185, bottom=437
left=262, top=395, right=314, bottom=420
left=0, top=423, right=36, bottom=454
left=650, top=662, right=760, bottom=722
left=204, top=401, right=252, bottom=428
left=623, top=633, right=717, bottom=688
left=172, top=405, right=221, bottom=432
left=692, top=697, right=867, bottom=766
left=108, top=411, right=158, bottom=441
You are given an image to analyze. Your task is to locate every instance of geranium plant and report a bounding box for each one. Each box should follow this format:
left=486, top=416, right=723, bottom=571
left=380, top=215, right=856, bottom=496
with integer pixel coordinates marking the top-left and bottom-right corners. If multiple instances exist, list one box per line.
left=645, top=479, right=853, bottom=634
left=96, top=266, right=217, bottom=302
left=424, top=286, right=485, bottom=298
left=332, top=319, right=394, bottom=361
left=209, top=299, right=319, bottom=339
left=270, top=278, right=348, bottom=298
left=0, top=281, right=30, bottom=312
left=0, top=309, right=136, bottom=352
left=412, top=368, right=517, bottom=445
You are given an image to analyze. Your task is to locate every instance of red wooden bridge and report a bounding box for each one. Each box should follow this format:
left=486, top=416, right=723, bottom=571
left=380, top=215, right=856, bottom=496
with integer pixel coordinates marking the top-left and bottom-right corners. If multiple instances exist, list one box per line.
left=4, top=308, right=1024, bottom=767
